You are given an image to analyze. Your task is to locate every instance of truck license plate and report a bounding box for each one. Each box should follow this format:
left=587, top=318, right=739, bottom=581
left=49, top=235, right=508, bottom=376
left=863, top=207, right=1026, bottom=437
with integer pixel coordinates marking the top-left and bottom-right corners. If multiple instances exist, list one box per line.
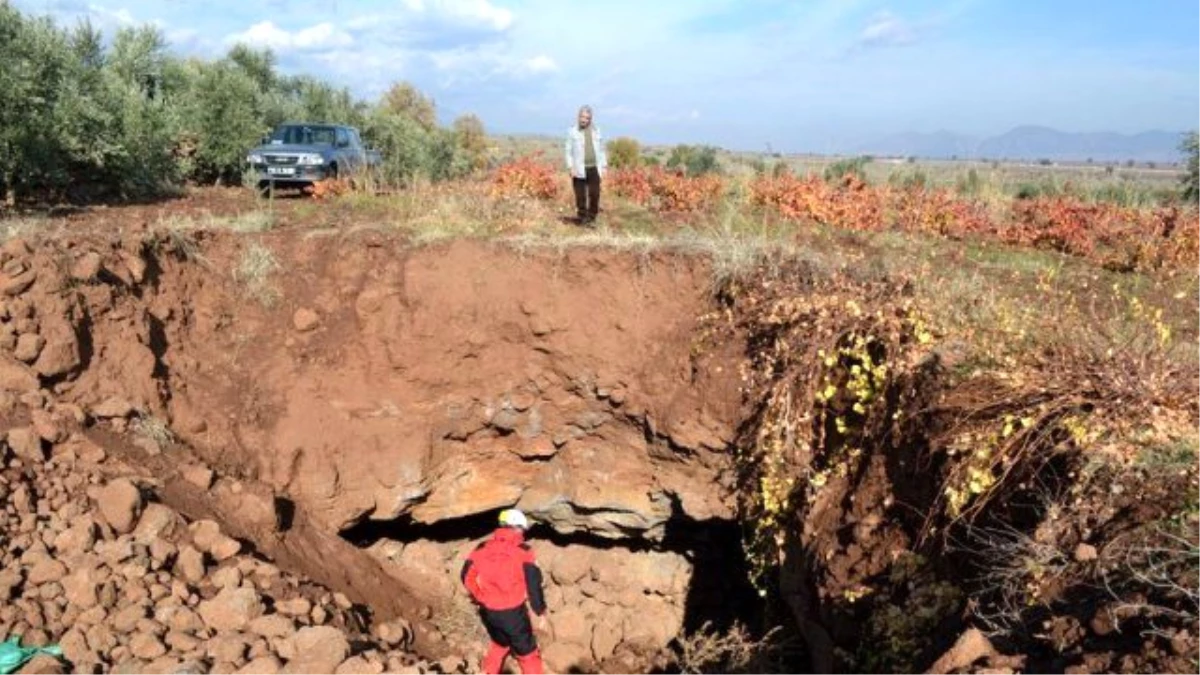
left=267, top=167, right=295, bottom=176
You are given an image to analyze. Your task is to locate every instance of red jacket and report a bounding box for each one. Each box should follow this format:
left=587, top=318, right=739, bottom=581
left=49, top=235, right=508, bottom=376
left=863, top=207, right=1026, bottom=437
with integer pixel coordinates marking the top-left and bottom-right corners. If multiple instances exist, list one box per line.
left=461, top=528, right=547, bottom=614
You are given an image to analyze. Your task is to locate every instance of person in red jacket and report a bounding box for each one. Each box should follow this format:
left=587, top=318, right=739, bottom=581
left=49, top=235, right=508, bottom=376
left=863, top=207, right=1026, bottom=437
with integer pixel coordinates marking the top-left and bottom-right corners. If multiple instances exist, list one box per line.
left=461, top=509, right=550, bottom=674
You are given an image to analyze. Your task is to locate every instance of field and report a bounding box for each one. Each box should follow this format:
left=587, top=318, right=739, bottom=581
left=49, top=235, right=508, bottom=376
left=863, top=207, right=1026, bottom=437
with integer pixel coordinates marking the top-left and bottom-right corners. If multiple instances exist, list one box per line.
left=1, top=152, right=1196, bottom=673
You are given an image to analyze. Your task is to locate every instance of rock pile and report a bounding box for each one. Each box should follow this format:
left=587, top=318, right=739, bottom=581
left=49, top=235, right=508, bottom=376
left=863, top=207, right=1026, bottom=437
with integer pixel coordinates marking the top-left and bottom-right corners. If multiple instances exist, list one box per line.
left=0, top=427, right=459, bottom=674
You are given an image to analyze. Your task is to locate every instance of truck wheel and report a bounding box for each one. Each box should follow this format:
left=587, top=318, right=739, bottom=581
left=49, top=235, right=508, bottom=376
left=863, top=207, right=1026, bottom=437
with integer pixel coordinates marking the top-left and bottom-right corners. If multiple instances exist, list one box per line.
left=327, top=163, right=339, bottom=180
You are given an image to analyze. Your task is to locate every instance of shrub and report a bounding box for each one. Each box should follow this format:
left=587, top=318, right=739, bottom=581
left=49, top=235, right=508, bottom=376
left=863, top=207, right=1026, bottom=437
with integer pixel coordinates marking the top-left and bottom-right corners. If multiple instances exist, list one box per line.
left=1181, top=131, right=1198, bottom=203
left=452, top=114, right=488, bottom=172
left=609, top=166, right=723, bottom=212
left=607, top=137, right=641, bottom=169
left=823, top=156, right=871, bottom=183
left=492, top=153, right=560, bottom=200
left=667, top=144, right=721, bottom=176
left=956, top=168, right=982, bottom=196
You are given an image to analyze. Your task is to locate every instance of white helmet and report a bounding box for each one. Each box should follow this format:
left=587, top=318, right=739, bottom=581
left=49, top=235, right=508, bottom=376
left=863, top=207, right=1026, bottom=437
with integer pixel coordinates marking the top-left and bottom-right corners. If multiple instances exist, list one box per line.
left=499, top=509, right=529, bottom=530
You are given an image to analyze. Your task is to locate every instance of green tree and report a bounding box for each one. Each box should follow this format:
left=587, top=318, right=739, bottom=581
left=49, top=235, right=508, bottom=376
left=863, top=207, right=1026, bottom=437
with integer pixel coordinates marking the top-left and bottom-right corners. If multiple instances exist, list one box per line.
left=0, top=3, right=477, bottom=201
left=452, top=113, right=488, bottom=172
left=174, top=60, right=267, bottom=183
left=606, top=137, right=641, bottom=169
left=382, top=81, right=437, bottom=131
left=364, top=109, right=456, bottom=185
left=0, top=7, right=72, bottom=204
left=666, top=144, right=720, bottom=175
left=1181, top=131, right=1198, bottom=202
left=227, top=44, right=276, bottom=93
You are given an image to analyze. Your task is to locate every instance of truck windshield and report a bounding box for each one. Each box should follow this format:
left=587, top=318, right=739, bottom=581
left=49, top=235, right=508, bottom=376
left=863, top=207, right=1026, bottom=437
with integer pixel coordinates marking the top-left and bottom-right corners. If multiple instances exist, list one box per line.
left=269, top=125, right=337, bottom=145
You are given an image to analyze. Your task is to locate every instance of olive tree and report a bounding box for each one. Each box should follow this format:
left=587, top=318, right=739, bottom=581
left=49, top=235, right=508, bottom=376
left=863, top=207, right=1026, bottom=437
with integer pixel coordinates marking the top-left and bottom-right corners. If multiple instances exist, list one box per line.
left=1180, top=132, right=1200, bottom=201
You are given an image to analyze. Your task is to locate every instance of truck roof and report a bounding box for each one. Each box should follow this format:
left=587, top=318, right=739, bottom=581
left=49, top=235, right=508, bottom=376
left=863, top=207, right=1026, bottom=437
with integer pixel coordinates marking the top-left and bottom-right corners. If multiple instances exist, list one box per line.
left=277, top=122, right=358, bottom=130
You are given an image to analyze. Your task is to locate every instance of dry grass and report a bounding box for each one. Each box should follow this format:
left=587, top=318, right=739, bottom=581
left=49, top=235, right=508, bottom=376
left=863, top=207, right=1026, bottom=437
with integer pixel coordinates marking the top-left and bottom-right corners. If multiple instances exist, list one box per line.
left=0, top=215, right=53, bottom=241
left=132, top=413, right=176, bottom=450
left=234, top=242, right=281, bottom=307
left=673, top=622, right=789, bottom=674
left=160, top=210, right=275, bottom=234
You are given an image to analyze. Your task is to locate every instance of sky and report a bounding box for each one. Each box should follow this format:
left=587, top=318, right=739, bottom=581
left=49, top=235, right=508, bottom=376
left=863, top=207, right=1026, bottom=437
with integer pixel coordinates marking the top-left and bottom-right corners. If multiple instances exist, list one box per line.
left=12, top=0, right=1200, bottom=152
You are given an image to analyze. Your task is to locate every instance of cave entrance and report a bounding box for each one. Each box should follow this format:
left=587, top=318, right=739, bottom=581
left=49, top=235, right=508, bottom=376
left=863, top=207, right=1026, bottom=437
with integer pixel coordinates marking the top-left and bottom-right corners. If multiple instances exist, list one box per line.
left=341, top=509, right=801, bottom=672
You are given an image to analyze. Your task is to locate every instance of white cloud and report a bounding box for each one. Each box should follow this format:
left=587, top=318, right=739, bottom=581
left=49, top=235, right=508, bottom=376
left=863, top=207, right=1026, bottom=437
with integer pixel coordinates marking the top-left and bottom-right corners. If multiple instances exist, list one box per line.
left=858, top=11, right=916, bottom=48
left=435, top=0, right=513, bottom=31
left=523, top=55, right=558, bottom=74
left=226, top=21, right=354, bottom=52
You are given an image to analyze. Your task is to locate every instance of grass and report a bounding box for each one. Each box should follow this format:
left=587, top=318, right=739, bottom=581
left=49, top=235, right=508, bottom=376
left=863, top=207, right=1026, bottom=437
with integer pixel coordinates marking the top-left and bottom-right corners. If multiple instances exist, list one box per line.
left=161, top=210, right=275, bottom=233
left=132, top=413, right=176, bottom=450
left=0, top=215, right=53, bottom=241
left=234, top=241, right=282, bottom=307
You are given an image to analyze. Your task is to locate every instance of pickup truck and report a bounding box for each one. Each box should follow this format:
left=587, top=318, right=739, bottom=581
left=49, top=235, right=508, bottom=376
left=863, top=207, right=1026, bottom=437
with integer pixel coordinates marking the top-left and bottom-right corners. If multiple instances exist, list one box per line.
left=245, top=123, right=381, bottom=193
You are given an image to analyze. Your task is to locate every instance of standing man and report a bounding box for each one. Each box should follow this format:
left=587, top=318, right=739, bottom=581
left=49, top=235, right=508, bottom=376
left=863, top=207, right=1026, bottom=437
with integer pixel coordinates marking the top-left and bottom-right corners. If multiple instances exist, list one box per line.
left=565, top=105, right=607, bottom=225
left=461, top=509, right=550, bottom=674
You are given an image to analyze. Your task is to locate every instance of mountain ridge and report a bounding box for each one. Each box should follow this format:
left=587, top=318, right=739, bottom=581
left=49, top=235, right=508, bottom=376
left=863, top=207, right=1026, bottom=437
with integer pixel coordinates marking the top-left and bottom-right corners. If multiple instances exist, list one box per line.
left=858, top=125, right=1187, bottom=163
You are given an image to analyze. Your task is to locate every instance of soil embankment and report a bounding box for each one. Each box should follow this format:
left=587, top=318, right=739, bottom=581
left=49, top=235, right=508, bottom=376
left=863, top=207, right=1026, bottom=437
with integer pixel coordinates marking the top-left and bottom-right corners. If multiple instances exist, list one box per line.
left=2, top=225, right=1195, bottom=674
left=2, top=229, right=753, bottom=673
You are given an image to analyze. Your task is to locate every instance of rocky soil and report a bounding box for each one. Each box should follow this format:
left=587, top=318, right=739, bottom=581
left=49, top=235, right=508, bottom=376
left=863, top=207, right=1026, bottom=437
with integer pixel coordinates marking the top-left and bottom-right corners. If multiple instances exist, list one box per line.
left=1, top=221, right=1195, bottom=675
left=0, top=422, right=466, bottom=674
left=0, top=228, right=743, bottom=673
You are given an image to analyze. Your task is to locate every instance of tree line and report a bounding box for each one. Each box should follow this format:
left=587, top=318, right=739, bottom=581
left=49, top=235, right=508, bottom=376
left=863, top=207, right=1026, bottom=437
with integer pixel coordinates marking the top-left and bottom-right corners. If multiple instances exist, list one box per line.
left=0, top=4, right=488, bottom=205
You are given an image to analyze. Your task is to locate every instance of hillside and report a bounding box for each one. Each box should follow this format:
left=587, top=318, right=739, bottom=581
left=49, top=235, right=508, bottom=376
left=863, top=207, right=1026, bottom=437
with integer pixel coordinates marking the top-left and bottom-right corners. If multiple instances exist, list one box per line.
left=859, top=125, right=1186, bottom=163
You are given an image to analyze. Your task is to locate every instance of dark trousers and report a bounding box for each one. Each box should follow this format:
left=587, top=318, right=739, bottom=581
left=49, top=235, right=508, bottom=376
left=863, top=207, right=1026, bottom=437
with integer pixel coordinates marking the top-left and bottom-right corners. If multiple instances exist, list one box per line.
left=573, top=166, right=601, bottom=222
left=480, top=606, right=538, bottom=657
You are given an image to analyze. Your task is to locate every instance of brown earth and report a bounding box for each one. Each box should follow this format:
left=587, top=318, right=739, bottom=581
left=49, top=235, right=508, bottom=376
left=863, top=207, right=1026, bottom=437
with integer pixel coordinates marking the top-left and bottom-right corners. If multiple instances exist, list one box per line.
left=1, top=224, right=749, bottom=673
left=1, top=210, right=1196, bottom=674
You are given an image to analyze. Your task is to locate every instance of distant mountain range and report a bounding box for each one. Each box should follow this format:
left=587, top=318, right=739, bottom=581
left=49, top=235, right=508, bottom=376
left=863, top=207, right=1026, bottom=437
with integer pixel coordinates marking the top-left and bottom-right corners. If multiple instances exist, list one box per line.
left=857, top=126, right=1188, bottom=163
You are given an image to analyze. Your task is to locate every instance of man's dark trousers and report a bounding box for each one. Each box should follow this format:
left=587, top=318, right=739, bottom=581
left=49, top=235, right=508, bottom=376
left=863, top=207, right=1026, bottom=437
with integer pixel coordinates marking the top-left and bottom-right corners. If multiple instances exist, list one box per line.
left=573, top=166, right=601, bottom=223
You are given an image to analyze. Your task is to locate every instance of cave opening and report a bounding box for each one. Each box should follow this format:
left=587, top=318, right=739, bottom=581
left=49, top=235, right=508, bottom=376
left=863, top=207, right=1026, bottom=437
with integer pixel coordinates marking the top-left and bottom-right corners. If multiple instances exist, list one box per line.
left=341, top=508, right=804, bottom=672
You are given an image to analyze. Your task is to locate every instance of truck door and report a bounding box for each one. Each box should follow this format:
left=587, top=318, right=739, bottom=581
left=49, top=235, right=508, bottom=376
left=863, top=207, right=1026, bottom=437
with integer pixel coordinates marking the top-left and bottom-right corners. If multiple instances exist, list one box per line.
left=336, top=127, right=362, bottom=173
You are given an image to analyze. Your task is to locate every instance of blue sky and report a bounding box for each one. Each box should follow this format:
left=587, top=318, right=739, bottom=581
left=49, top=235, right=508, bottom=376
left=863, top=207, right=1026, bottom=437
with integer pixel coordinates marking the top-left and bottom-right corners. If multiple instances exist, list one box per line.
left=13, top=0, right=1200, bottom=152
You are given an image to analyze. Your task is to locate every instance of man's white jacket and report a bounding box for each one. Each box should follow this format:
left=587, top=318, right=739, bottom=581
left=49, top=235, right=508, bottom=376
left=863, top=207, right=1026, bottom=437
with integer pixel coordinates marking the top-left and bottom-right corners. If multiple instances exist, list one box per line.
left=564, top=126, right=607, bottom=179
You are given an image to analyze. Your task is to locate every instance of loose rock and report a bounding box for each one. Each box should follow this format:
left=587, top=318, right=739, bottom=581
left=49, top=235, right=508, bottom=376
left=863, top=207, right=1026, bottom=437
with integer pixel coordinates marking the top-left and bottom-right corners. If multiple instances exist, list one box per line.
left=175, top=545, right=205, bottom=584
left=129, top=632, right=167, bottom=660
left=13, top=333, right=44, bottom=363
left=94, top=479, right=143, bottom=534
left=181, top=464, right=214, bottom=489
left=1074, top=543, right=1099, bottom=563
left=286, top=626, right=350, bottom=674
left=198, top=586, right=264, bottom=632
left=292, top=308, right=321, bottom=332
left=91, top=397, right=135, bottom=419
left=5, top=427, right=44, bottom=463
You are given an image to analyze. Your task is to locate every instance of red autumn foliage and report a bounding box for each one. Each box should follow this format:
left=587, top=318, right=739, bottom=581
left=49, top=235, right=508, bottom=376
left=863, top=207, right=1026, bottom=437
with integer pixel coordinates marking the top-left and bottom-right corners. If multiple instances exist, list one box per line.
left=610, top=167, right=725, bottom=213
left=492, top=153, right=560, bottom=200
left=749, top=174, right=1198, bottom=273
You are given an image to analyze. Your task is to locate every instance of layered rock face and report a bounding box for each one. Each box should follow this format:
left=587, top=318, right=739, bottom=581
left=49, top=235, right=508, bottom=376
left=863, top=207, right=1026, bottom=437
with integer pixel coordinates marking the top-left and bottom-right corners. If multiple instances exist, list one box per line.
left=247, top=240, right=741, bottom=539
